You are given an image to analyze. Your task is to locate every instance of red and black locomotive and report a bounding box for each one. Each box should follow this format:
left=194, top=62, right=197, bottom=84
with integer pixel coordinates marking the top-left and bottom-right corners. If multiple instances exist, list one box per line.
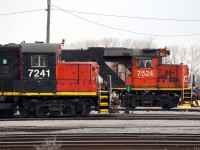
left=0, top=43, right=99, bottom=117
left=0, top=42, right=192, bottom=118
left=62, top=47, right=191, bottom=110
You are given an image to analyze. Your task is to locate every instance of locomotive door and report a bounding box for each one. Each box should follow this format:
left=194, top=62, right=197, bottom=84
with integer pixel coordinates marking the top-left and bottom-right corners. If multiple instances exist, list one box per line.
left=0, top=46, right=20, bottom=92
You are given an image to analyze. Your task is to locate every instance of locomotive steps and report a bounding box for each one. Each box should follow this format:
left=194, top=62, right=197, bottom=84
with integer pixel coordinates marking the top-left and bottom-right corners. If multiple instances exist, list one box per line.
left=99, top=91, right=110, bottom=114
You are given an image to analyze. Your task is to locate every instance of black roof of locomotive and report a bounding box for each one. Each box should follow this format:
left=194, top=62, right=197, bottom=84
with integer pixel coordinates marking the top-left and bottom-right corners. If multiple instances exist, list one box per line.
left=4, top=43, right=21, bottom=47
left=21, top=43, right=60, bottom=53
left=0, top=43, right=21, bottom=48
left=103, top=47, right=161, bottom=57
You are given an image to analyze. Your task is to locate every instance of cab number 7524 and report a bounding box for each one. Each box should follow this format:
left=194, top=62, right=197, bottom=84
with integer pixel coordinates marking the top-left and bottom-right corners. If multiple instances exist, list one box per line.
left=137, top=70, right=153, bottom=77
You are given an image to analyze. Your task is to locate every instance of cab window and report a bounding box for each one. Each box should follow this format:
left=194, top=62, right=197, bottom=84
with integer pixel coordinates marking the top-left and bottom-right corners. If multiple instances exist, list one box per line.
left=31, top=55, right=47, bottom=67
left=138, top=59, right=152, bottom=68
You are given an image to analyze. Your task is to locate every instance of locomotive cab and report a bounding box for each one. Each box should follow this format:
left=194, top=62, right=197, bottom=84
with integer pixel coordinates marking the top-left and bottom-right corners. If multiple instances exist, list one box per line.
left=13, top=43, right=61, bottom=92
left=124, top=48, right=190, bottom=109
left=127, top=48, right=171, bottom=88
left=125, top=48, right=188, bottom=88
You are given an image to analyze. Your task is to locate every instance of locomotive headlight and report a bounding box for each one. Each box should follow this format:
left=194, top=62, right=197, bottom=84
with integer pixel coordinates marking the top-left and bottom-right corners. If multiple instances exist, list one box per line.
left=2, top=59, right=7, bottom=65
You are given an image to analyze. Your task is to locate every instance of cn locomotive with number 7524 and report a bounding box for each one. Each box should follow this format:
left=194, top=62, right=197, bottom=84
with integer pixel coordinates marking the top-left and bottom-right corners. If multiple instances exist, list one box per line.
left=62, top=46, right=192, bottom=110
left=0, top=42, right=192, bottom=118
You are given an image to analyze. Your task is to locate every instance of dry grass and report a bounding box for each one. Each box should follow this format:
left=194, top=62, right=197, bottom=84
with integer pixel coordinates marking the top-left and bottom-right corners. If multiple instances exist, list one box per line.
left=34, top=137, right=61, bottom=150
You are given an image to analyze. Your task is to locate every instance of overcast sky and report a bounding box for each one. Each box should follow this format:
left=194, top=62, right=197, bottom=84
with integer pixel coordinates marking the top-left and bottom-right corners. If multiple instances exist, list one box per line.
left=0, top=0, right=200, bottom=47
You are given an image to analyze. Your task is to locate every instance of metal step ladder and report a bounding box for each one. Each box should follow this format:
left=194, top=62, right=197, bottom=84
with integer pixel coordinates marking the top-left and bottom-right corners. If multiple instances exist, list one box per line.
left=98, top=75, right=112, bottom=114
left=99, top=91, right=110, bottom=114
left=179, top=88, right=192, bottom=108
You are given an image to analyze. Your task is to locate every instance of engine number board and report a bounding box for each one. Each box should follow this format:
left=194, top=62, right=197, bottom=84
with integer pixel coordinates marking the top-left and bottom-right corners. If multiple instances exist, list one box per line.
left=137, top=70, right=154, bottom=78
left=28, top=69, right=50, bottom=78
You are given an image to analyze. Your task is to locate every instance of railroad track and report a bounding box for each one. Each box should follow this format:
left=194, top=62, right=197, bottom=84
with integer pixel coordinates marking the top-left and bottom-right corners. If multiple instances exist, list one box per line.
left=0, top=133, right=200, bottom=150
left=133, top=107, right=200, bottom=112
left=1, top=113, right=200, bottom=121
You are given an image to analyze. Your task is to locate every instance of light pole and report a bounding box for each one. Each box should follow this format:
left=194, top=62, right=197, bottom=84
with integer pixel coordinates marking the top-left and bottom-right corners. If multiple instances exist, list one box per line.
left=46, top=0, right=51, bottom=43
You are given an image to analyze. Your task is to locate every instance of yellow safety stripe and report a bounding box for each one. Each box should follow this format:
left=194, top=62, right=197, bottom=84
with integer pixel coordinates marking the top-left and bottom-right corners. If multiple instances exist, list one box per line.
left=56, top=92, right=97, bottom=96
left=0, top=92, right=21, bottom=96
left=100, top=90, right=109, bottom=93
left=100, top=95, right=108, bottom=99
left=0, top=87, right=192, bottom=96
left=99, top=109, right=109, bottom=113
left=177, top=105, right=191, bottom=108
left=112, top=87, right=192, bottom=91
left=100, top=102, right=109, bottom=106
left=22, top=92, right=55, bottom=96
left=0, top=92, right=97, bottom=96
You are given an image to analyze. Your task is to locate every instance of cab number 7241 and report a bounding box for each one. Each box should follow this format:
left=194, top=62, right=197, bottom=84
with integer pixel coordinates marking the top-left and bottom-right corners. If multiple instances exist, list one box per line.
left=28, top=69, right=50, bottom=78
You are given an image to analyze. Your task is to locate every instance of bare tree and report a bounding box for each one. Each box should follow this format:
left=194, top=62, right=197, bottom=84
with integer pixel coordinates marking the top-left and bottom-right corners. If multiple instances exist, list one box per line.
left=84, top=39, right=99, bottom=48
left=98, top=38, right=120, bottom=47
left=179, top=47, right=187, bottom=64
left=167, top=46, right=181, bottom=64
left=138, top=36, right=156, bottom=48
left=121, top=37, right=156, bottom=49
left=187, top=45, right=200, bottom=75
left=65, top=37, right=157, bottom=49
left=121, top=38, right=133, bottom=48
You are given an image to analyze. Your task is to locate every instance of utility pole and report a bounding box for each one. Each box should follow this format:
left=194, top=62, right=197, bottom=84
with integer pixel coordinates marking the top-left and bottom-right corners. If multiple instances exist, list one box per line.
left=46, top=0, right=51, bottom=43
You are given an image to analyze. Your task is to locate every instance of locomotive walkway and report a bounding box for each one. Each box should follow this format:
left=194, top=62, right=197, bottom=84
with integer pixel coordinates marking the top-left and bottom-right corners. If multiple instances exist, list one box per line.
left=0, top=133, right=200, bottom=150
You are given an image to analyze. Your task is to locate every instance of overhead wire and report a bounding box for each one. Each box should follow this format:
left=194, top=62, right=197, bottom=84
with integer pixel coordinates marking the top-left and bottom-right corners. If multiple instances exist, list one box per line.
left=52, top=5, right=200, bottom=37
left=1, top=6, right=200, bottom=22
left=1, top=5, right=200, bottom=37
left=0, top=9, right=46, bottom=16
left=52, top=8, right=200, bottom=22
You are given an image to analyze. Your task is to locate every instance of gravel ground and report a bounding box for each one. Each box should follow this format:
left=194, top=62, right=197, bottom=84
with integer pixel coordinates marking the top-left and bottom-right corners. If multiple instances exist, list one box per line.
left=1, top=110, right=200, bottom=135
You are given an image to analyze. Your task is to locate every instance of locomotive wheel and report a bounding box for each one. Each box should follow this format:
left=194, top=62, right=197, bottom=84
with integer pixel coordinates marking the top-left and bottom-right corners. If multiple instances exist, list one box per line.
left=0, top=109, right=14, bottom=118
left=64, top=106, right=74, bottom=116
left=84, top=105, right=91, bottom=115
left=18, top=106, right=27, bottom=116
left=74, top=104, right=83, bottom=115
left=38, top=107, right=49, bottom=118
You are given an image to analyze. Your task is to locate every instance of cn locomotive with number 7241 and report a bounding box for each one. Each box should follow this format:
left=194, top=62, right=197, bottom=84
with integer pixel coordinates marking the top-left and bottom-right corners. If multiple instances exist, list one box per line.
left=0, top=43, right=100, bottom=117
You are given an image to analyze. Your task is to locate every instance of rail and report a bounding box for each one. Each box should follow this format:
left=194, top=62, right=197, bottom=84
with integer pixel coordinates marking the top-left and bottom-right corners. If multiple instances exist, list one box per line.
left=0, top=133, right=200, bottom=150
